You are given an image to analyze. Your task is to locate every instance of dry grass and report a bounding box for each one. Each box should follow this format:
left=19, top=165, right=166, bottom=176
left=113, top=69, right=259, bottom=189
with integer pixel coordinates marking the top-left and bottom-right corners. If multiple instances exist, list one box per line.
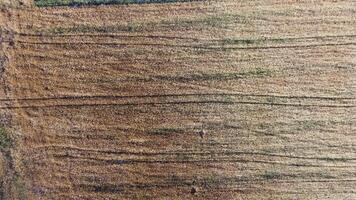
left=0, top=0, right=356, bottom=199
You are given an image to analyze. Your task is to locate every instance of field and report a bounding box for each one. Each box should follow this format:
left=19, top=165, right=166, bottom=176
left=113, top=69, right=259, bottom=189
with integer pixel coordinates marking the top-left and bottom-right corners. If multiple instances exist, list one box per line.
left=0, top=0, right=356, bottom=199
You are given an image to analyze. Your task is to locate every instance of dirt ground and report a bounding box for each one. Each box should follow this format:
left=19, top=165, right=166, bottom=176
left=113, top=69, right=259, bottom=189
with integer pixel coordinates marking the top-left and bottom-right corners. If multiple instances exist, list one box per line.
left=1, top=0, right=356, bottom=199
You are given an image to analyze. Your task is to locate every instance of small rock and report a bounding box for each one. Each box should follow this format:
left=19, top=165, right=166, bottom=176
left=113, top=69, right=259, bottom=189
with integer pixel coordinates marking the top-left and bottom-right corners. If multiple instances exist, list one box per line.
left=191, top=187, right=197, bottom=195
left=199, top=129, right=206, bottom=139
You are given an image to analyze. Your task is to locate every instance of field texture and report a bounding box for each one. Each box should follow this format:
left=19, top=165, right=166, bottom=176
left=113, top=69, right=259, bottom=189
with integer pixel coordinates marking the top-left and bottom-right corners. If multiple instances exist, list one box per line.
left=0, top=0, right=356, bottom=199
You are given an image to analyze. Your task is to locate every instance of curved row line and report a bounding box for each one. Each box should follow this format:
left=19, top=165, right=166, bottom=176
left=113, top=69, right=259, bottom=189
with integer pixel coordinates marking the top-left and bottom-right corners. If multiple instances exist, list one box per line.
left=0, top=93, right=354, bottom=102
left=14, top=40, right=356, bottom=50
left=0, top=100, right=355, bottom=110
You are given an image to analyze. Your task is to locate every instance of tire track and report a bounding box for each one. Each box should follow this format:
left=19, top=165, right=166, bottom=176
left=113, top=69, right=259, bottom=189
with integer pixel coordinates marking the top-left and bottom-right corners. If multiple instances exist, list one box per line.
left=0, top=91, right=354, bottom=109
left=0, top=100, right=355, bottom=110
left=14, top=40, right=356, bottom=51
left=32, top=145, right=356, bottom=162
left=52, top=154, right=355, bottom=168
left=0, top=93, right=354, bottom=102
left=15, top=32, right=356, bottom=42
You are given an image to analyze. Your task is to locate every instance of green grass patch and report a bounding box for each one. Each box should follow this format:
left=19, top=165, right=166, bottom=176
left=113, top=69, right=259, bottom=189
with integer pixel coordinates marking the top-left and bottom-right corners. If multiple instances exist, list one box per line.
left=154, top=68, right=272, bottom=82
left=295, top=120, right=326, bottom=131
left=34, top=0, right=198, bottom=7
left=48, top=23, right=147, bottom=34
left=262, top=171, right=281, bottom=180
left=148, top=127, right=185, bottom=135
left=0, top=126, right=11, bottom=150
left=40, top=13, right=241, bottom=34
left=222, top=37, right=286, bottom=46
left=14, top=175, right=27, bottom=200
left=320, top=157, right=349, bottom=162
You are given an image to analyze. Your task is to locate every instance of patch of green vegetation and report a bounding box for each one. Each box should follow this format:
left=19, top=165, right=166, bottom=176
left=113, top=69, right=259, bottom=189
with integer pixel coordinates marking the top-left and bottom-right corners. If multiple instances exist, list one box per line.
left=201, top=175, right=223, bottom=186
left=48, top=23, right=146, bottom=34
left=41, top=13, right=242, bottom=34
left=255, top=123, right=279, bottom=136
left=222, top=38, right=285, bottom=46
left=222, top=95, right=234, bottom=102
left=154, top=68, right=272, bottom=82
left=311, top=172, right=336, bottom=179
left=265, top=96, right=277, bottom=103
left=265, top=96, right=288, bottom=104
left=34, top=0, right=197, bottom=7
left=320, top=157, right=349, bottom=162
left=257, top=123, right=270, bottom=130
left=0, top=126, right=11, bottom=150
left=262, top=171, right=281, bottom=180
left=295, top=120, right=326, bottom=131
left=148, top=127, right=185, bottom=135
left=176, top=153, right=191, bottom=161
left=253, top=67, right=272, bottom=76
left=14, top=175, right=27, bottom=200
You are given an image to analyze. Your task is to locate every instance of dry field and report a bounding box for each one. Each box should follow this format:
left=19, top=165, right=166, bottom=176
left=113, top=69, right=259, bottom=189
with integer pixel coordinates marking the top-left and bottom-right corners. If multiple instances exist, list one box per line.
left=1, top=0, right=356, bottom=199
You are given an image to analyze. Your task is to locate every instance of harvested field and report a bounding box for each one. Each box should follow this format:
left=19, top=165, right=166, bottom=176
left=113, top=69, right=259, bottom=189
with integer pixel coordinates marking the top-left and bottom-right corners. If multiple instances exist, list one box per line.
left=0, top=0, right=356, bottom=199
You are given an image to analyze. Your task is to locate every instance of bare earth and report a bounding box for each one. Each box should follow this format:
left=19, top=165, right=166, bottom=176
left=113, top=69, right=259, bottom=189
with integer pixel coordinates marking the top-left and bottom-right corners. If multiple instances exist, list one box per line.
left=0, top=0, right=356, bottom=199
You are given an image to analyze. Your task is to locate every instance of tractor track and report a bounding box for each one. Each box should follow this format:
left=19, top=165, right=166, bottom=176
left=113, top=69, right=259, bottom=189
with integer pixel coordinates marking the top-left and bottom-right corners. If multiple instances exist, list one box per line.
left=0, top=93, right=354, bottom=109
